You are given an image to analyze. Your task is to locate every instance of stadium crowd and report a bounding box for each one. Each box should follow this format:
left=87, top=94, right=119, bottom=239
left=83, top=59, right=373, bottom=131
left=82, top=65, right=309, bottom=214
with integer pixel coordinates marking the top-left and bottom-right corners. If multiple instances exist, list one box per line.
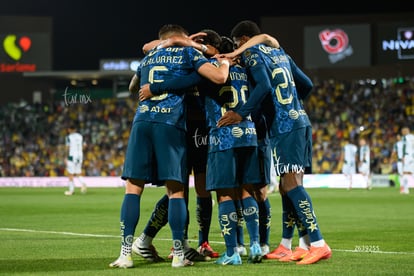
left=0, top=97, right=135, bottom=177
left=0, top=77, right=413, bottom=177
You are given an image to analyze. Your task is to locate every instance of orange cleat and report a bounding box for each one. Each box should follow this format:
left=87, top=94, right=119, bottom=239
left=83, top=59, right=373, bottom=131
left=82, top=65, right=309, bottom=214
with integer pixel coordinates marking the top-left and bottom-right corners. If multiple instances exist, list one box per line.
left=198, top=241, right=219, bottom=258
left=264, top=244, right=292, bottom=259
left=296, top=243, right=331, bottom=265
left=279, top=247, right=309, bottom=262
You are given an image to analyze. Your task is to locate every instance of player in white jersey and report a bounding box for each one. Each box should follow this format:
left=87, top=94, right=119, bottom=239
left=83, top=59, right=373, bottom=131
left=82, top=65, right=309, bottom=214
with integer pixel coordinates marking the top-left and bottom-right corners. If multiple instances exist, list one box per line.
left=401, top=126, right=414, bottom=194
left=390, top=134, right=404, bottom=192
left=340, top=140, right=358, bottom=189
left=64, top=123, right=87, bottom=195
left=358, top=138, right=371, bottom=189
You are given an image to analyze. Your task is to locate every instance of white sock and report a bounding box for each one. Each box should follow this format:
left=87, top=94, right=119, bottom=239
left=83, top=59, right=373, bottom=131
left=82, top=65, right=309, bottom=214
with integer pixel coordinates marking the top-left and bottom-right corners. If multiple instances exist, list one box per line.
left=310, top=239, right=325, bottom=248
left=78, top=177, right=86, bottom=187
left=402, top=175, right=409, bottom=193
left=280, top=238, right=292, bottom=250
left=121, top=245, right=132, bottom=256
left=68, top=180, right=75, bottom=193
left=138, top=233, right=152, bottom=247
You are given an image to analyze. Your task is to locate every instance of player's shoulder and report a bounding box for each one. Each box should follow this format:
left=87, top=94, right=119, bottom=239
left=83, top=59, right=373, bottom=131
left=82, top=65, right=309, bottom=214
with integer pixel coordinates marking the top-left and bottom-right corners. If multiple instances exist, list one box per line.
left=242, top=44, right=261, bottom=56
left=71, top=132, right=83, bottom=138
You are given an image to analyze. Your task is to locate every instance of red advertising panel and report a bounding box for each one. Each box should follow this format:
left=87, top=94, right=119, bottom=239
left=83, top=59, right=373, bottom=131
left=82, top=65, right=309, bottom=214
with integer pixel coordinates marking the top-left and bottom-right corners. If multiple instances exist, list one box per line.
left=375, top=22, right=414, bottom=64
left=0, top=33, right=51, bottom=73
left=304, top=24, right=371, bottom=69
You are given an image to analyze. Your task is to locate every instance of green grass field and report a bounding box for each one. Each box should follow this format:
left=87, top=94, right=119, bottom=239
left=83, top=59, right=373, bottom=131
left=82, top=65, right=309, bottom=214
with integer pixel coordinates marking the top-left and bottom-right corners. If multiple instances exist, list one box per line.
left=1, top=186, right=413, bottom=275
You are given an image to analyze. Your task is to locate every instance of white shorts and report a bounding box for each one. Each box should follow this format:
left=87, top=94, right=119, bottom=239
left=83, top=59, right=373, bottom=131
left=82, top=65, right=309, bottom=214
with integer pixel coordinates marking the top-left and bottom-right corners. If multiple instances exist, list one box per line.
left=342, top=163, right=356, bottom=175
left=358, top=162, right=370, bottom=175
left=67, top=159, right=83, bottom=175
left=403, top=157, right=414, bottom=174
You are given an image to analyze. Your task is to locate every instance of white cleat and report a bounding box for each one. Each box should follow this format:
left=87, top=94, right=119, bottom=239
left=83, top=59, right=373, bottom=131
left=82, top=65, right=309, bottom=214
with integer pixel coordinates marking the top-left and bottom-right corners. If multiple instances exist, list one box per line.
left=171, top=250, right=194, bottom=268
left=109, top=255, right=133, bottom=268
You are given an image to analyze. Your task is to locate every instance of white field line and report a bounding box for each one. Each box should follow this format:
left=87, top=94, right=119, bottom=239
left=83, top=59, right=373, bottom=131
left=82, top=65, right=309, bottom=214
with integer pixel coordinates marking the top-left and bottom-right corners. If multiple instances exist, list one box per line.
left=1, top=227, right=414, bottom=255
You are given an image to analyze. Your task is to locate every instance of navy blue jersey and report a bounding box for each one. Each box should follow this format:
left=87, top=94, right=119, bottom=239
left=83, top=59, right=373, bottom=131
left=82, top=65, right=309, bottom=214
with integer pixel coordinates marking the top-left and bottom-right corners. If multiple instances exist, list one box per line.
left=237, top=44, right=312, bottom=137
left=200, top=60, right=257, bottom=152
left=134, top=46, right=209, bottom=130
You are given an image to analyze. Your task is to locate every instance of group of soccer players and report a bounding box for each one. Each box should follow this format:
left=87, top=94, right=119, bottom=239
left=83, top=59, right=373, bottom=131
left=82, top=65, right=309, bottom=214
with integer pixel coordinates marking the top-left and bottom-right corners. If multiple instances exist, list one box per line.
left=109, top=19, right=332, bottom=269
left=340, top=137, right=371, bottom=189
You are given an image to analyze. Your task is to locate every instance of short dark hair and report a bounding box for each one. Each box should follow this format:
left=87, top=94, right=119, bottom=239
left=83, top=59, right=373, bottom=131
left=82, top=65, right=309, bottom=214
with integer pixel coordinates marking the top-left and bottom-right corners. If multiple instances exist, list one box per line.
left=158, top=24, right=189, bottom=39
left=68, top=120, right=79, bottom=130
left=230, top=20, right=261, bottom=39
left=219, top=36, right=234, bottom=54
left=199, top=29, right=222, bottom=50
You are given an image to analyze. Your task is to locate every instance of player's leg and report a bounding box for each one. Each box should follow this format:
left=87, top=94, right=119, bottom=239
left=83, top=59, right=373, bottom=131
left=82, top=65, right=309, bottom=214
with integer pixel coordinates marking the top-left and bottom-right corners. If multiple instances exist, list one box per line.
left=234, top=194, right=247, bottom=256
left=194, top=171, right=219, bottom=258
left=279, top=213, right=310, bottom=262
left=78, top=163, right=87, bottom=194
left=255, top=186, right=271, bottom=256
left=155, top=124, right=193, bottom=267
left=241, top=184, right=263, bottom=263
left=166, top=180, right=194, bottom=267
left=255, top=143, right=272, bottom=256
left=72, top=159, right=85, bottom=194
left=179, top=175, right=210, bottom=262
left=109, top=179, right=145, bottom=268
left=185, top=118, right=218, bottom=258
left=239, top=147, right=263, bottom=263
left=110, top=121, right=150, bottom=268
left=215, top=187, right=242, bottom=265
left=277, top=127, right=331, bottom=265
left=64, top=161, right=75, bottom=195
left=206, top=149, right=242, bottom=265
left=401, top=173, right=411, bottom=194
left=133, top=194, right=167, bottom=262
left=265, top=189, right=295, bottom=260
left=397, top=162, right=403, bottom=193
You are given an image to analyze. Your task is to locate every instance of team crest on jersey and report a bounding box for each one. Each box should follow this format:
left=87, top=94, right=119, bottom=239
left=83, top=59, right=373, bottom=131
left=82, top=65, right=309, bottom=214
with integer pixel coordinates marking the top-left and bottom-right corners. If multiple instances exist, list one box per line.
left=194, top=54, right=203, bottom=61
left=147, top=49, right=158, bottom=56
left=244, top=49, right=252, bottom=58
left=244, top=50, right=258, bottom=67
left=248, top=59, right=258, bottom=67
